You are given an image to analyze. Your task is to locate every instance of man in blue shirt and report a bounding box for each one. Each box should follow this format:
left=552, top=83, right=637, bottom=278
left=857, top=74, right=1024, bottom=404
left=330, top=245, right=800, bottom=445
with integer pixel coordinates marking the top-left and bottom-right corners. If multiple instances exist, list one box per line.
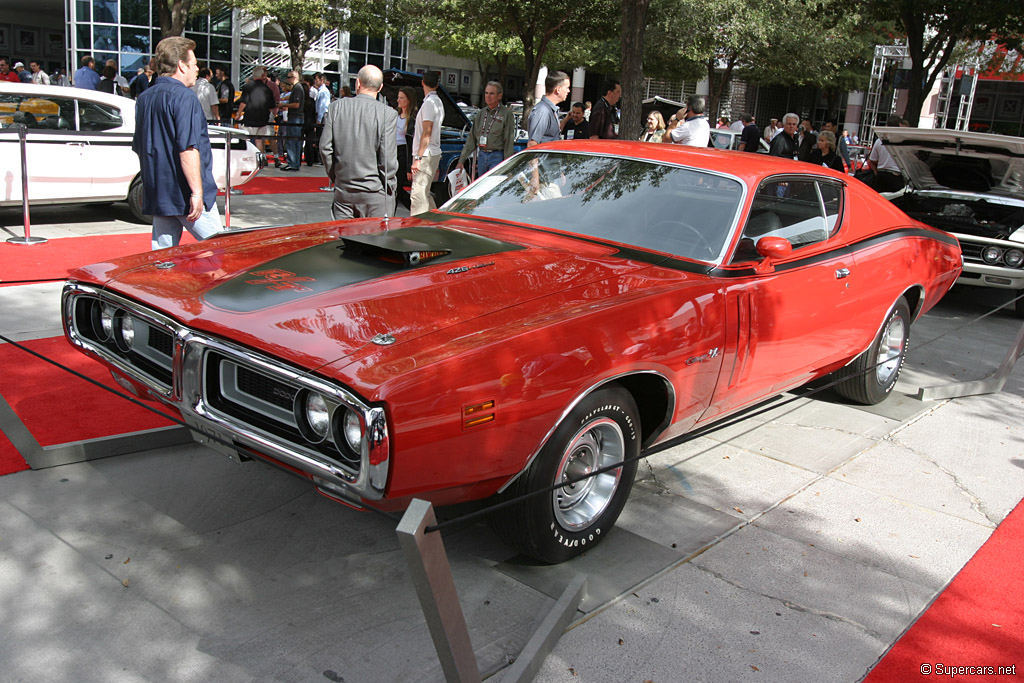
left=527, top=71, right=569, bottom=147
left=132, top=36, right=224, bottom=250
left=73, top=56, right=100, bottom=90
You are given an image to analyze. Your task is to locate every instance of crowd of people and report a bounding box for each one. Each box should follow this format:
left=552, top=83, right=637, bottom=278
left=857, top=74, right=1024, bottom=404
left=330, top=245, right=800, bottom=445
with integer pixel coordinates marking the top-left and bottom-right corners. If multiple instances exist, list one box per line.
left=18, top=42, right=906, bottom=251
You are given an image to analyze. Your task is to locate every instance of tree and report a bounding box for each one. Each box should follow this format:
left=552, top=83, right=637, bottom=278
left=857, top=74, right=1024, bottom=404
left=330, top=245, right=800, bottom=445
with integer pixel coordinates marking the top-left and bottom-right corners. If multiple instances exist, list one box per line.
left=409, top=2, right=521, bottom=104
left=405, top=0, right=617, bottom=114
left=866, top=0, right=1024, bottom=126
left=619, top=0, right=651, bottom=140
left=157, top=0, right=197, bottom=38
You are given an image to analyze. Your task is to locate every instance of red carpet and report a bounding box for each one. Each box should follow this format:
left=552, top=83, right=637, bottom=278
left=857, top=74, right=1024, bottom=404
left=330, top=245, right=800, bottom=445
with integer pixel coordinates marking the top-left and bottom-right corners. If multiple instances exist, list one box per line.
left=864, top=500, right=1024, bottom=681
left=220, top=175, right=331, bottom=195
left=0, top=336, right=180, bottom=475
left=0, top=232, right=194, bottom=285
left=0, top=429, right=29, bottom=476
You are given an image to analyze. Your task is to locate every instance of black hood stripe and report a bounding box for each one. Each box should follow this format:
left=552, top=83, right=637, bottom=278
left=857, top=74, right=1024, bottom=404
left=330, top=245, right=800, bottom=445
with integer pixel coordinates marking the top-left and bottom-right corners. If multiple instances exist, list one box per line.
left=202, top=226, right=523, bottom=313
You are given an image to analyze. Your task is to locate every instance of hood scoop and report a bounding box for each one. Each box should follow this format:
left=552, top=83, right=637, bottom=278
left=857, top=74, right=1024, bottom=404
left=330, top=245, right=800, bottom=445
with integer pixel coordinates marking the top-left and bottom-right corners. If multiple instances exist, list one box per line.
left=202, top=225, right=524, bottom=314
left=340, top=233, right=451, bottom=267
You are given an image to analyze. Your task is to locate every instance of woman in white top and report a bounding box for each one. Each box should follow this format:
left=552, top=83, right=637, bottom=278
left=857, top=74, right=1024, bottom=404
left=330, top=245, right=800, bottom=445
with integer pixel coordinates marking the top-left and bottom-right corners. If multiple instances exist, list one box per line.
left=395, top=86, right=418, bottom=209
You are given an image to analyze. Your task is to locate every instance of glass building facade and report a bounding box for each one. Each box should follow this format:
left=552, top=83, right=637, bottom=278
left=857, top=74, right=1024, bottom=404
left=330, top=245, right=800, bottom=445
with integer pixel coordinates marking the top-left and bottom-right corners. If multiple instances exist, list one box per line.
left=66, top=0, right=406, bottom=93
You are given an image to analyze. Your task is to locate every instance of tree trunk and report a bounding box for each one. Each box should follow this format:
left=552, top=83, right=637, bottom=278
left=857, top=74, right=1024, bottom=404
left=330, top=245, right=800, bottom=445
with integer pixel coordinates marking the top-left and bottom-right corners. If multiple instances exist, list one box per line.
left=158, top=0, right=194, bottom=38
left=619, top=0, right=651, bottom=141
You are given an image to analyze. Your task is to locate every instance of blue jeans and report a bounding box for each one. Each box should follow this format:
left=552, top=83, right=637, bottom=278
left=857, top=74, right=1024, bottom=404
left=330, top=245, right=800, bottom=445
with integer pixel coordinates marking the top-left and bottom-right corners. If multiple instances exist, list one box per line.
left=285, top=117, right=304, bottom=168
left=151, top=203, right=224, bottom=250
left=476, top=149, right=505, bottom=176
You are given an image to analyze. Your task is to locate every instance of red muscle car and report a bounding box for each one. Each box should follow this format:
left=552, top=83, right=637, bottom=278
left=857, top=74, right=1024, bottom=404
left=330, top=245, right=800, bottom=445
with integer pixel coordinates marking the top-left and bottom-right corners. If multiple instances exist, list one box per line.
left=62, top=142, right=962, bottom=563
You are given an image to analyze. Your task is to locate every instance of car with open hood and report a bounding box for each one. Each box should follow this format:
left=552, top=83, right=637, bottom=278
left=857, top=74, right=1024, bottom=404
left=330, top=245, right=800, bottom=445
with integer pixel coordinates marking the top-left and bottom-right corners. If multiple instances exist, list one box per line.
left=877, top=126, right=1024, bottom=315
left=0, top=82, right=265, bottom=222
left=62, top=141, right=961, bottom=563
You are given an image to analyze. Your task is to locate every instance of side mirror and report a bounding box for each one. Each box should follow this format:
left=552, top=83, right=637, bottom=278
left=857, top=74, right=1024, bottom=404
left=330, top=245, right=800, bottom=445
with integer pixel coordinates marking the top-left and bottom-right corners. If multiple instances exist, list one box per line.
left=754, top=236, right=792, bottom=273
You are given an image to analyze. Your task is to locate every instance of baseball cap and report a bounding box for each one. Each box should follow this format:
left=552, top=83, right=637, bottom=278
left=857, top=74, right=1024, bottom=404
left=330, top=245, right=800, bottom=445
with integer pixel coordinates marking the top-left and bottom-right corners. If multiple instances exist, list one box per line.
left=14, top=61, right=24, bottom=68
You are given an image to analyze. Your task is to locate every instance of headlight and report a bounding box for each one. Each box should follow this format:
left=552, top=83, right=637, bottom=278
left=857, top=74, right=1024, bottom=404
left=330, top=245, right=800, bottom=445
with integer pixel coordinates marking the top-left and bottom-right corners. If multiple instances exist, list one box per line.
left=114, top=311, right=134, bottom=351
left=343, top=408, right=364, bottom=453
left=1004, top=249, right=1024, bottom=268
left=298, top=391, right=330, bottom=442
left=981, top=246, right=1002, bottom=264
left=91, top=302, right=116, bottom=341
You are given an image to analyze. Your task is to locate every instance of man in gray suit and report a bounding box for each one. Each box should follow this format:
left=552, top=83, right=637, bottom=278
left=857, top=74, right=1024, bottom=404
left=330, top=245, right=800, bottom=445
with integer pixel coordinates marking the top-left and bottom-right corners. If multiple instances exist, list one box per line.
left=319, top=64, right=398, bottom=219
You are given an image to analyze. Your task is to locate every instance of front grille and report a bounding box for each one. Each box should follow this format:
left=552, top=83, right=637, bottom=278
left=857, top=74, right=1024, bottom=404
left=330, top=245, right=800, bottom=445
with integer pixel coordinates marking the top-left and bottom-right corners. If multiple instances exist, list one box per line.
left=71, top=295, right=174, bottom=390
left=204, top=351, right=360, bottom=467
left=148, top=327, right=174, bottom=357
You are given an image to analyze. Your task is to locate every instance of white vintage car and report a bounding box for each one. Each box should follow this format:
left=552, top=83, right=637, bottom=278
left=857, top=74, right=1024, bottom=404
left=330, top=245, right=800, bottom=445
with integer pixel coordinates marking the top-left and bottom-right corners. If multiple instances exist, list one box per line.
left=0, top=82, right=265, bottom=222
left=878, top=127, right=1024, bottom=316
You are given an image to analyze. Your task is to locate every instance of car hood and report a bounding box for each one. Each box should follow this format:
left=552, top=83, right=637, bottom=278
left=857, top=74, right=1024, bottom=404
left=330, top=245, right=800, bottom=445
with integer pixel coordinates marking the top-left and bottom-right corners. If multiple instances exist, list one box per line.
left=71, top=218, right=659, bottom=372
left=876, top=126, right=1024, bottom=200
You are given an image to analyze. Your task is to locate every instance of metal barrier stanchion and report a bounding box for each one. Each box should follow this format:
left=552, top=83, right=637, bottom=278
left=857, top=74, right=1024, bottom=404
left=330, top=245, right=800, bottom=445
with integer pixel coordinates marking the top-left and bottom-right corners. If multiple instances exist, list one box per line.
left=223, top=128, right=233, bottom=229
left=916, top=319, right=1024, bottom=400
left=396, top=499, right=482, bottom=683
left=7, top=127, right=47, bottom=245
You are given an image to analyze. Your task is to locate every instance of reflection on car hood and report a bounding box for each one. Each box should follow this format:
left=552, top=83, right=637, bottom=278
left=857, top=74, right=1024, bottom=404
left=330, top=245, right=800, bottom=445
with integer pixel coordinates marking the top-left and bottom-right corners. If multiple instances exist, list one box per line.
left=876, top=126, right=1024, bottom=200
left=70, top=219, right=654, bottom=371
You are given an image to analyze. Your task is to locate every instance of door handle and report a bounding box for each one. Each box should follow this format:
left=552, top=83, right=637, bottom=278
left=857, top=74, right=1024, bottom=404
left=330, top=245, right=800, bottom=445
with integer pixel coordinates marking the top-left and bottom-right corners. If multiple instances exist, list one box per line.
left=835, top=268, right=850, bottom=279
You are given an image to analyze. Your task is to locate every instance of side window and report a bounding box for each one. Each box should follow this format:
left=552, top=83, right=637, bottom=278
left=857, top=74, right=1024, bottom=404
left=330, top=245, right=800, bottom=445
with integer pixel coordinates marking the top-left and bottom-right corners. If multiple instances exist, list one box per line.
left=820, top=182, right=843, bottom=236
left=79, top=100, right=123, bottom=132
left=0, top=94, right=75, bottom=130
left=731, top=179, right=829, bottom=262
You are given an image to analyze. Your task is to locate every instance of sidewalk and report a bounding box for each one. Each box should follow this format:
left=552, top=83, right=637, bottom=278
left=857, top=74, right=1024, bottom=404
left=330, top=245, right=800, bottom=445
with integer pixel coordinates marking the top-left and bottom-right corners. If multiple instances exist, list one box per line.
left=0, top=181, right=1021, bottom=682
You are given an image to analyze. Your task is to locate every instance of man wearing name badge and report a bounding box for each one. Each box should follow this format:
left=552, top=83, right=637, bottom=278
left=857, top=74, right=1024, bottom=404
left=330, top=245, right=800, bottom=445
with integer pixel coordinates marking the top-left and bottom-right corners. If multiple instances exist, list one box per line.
left=456, top=80, right=515, bottom=179
left=410, top=70, right=444, bottom=215
left=560, top=102, right=589, bottom=141
left=588, top=80, right=621, bottom=139
left=662, top=94, right=710, bottom=147
left=133, top=36, right=225, bottom=250
left=527, top=70, right=569, bottom=147
left=319, top=64, right=397, bottom=219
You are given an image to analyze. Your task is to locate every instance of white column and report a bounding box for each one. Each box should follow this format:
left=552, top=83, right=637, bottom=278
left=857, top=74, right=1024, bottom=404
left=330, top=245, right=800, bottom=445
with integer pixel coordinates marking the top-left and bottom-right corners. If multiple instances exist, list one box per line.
left=696, top=79, right=710, bottom=96
left=535, top=65, right=548, bottom=102
left=571, top=67, right=585, bottom=104
left=845, top=91, right=864, bottom=138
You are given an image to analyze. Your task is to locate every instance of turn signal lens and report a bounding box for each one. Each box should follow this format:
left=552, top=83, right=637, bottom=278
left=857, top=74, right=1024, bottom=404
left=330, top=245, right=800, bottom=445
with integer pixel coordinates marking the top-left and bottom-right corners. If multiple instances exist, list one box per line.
left=981, top=246, right=1002, bottom=264
left=463, top=400, right=495, bottom=428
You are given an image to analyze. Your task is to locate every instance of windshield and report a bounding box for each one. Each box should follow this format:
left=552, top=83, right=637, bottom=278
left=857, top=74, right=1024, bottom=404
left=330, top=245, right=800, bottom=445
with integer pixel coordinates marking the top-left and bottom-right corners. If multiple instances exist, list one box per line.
left=443, top=151, right=744, bottom=262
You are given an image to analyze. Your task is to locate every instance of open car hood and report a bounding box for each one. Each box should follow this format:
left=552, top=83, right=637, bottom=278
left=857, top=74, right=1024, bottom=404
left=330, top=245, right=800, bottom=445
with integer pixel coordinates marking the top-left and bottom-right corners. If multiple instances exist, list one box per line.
left=381, top=69, right=470, bottom=132
left=876, top=126, right=1024, bottom=200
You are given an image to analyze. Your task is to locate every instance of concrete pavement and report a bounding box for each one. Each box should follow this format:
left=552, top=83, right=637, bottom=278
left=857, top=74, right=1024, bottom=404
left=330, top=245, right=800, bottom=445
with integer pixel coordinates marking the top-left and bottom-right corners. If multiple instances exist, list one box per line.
left=1, top=172, right=1022, bottom=682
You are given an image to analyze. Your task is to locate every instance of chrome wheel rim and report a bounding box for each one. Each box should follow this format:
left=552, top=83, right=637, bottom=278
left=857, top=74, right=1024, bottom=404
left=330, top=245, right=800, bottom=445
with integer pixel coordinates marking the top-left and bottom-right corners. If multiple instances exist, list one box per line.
left=553, top=418, right=624, bottom=530
left=876, top=315, right=906, bottom=384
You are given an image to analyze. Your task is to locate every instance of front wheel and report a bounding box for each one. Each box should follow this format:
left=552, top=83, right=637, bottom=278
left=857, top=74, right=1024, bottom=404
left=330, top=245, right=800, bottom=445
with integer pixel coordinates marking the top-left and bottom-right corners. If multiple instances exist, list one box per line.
left=831, top=297, right=911, bottom=404
left=488, top=386, right=640, bottom=563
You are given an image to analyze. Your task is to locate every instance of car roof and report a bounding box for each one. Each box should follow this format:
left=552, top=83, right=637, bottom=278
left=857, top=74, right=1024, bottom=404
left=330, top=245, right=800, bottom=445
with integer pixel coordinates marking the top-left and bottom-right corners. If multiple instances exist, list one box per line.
left=529, top=139, right=849, bottom=187
left=0, top=81, right=135, bottom=110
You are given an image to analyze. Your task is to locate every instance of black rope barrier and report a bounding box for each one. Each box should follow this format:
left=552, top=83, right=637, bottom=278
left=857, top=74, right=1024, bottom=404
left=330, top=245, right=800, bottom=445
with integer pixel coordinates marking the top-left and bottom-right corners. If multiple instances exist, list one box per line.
left=1, top=289, right=1022, bottom=537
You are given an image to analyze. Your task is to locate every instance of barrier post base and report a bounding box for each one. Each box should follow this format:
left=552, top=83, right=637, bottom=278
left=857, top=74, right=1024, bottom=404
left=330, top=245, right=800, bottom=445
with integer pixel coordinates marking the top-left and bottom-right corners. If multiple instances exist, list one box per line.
left=6, top=236, right=47, bottom=245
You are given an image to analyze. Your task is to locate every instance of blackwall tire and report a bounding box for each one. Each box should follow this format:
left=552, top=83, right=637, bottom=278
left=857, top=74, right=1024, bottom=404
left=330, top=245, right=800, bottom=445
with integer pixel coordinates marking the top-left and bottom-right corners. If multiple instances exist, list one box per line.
left=127, top=177, right=152, bottom=224
left=832, top=297, right=911, bottom=405
left=488, top=386, right=640, bottom=563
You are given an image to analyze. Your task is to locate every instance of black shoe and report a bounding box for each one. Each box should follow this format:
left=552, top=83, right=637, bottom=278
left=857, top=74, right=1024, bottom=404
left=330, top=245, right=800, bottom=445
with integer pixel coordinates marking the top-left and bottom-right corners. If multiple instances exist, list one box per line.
left=281, top=166, right=300, bottom=172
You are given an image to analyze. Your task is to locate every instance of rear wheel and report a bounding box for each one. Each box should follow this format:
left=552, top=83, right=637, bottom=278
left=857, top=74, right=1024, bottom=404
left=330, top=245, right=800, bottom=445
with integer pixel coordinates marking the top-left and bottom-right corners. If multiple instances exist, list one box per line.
left=831, top=297, right=910, bottom=405
left=127, top=176, right=152, bottom=224
left=488, top=386, right=639, bottom=563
